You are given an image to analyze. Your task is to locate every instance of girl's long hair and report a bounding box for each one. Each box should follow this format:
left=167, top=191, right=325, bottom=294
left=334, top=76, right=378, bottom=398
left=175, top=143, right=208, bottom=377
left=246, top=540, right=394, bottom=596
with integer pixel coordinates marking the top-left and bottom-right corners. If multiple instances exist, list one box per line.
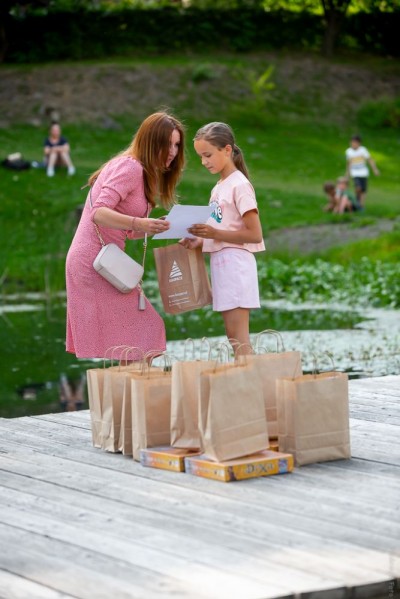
left=194, top=122, right=250, bottom=180
left=88, top=111, right=185, bottom=209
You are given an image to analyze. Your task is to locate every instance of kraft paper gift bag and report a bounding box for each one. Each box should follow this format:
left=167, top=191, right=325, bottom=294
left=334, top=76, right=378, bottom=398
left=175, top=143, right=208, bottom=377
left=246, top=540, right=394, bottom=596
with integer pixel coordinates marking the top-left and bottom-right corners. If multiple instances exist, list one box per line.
left=101, top=347, right=149, bottom=453
left=86, top=345, right=130, bottom=448
left=101, top=366, right=131, bottom=452
left=118, top=356, right=163, bottom=456
left=153, top=243, right=212, bottom=314
left=199, top=361, right=269, bottom=462
left=246, top=330, right=302, bottom=439
left=131, top=364, right=172, bottom=461
left=277, top=371, right=351, bottom=466
left=171, top=359, right=216, bottom=449
left=87, top=367, right=107, bottom=448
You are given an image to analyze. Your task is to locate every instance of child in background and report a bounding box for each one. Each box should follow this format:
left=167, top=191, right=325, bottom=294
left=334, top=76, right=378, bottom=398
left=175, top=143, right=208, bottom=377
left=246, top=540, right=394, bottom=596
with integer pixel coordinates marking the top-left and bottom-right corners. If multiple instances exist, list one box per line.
left=345, top=134, right=379, bottom=209
left=180, top=122, right=265, bottom=355
left=335, top=176, right=359, bottom=213
left=44, top=122, right=75, bottom=177
left=322, top=177, right=358, bottom=213
left=322, top=181, right=336, bottom=212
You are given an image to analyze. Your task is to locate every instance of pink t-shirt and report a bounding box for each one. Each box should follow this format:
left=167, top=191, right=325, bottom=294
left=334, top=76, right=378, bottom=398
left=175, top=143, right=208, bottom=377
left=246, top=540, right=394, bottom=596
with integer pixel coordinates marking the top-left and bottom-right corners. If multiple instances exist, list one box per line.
left=202, top=170, right=265, bottom=254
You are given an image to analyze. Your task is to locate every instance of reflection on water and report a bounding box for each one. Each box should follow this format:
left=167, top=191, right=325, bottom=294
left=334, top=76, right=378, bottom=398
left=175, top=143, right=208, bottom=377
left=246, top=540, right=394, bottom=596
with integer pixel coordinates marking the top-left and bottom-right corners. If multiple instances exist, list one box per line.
left=1, top=296, right=399, bottom=418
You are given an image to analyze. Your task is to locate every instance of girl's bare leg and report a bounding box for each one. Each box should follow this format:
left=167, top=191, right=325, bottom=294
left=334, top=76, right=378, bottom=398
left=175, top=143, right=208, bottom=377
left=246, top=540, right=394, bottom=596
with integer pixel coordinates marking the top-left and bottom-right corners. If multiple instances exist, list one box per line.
left=222, top=307, right=252, bottom=356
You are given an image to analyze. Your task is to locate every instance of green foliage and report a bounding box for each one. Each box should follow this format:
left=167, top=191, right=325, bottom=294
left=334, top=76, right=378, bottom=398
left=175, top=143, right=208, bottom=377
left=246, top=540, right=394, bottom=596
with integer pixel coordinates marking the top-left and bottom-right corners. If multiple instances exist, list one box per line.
left=247, top=65, right=276, bottom=109
left=190, top=63, right=216, bottom=83
left=0, top=55, right=400, bottom=416
left=4, top=6, right=400, bottom=63
left=259, top=257, right=400, bottom=307
left=357, top=97, right=400, bottom=129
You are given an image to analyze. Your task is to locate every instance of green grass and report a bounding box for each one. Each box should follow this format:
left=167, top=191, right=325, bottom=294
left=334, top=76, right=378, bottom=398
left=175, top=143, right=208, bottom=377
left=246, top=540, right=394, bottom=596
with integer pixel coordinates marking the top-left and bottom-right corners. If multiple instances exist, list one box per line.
left=1, top=54, right=400, bottom=416
left=1, top=116, right=399, bottom=293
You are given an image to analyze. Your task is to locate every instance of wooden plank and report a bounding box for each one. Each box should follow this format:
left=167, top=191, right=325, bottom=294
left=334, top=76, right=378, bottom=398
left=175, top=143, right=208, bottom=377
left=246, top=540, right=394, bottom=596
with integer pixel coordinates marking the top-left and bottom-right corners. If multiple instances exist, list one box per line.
left=1, top=422, right=400, bottom=520
left=1, top=440, right=399, bottom=546
left=2, top=417, right=400, bottom=504
left=0, top=469, right=396, bottom=593
left=0, top=523, right=204, bottom=599
left=0, top=375, right=399, bottom=599
left=0, top=449, right=399, bottom=585
left=0, top=570, right=77, bottom=599
left=0, top=493, right=331, bottom=596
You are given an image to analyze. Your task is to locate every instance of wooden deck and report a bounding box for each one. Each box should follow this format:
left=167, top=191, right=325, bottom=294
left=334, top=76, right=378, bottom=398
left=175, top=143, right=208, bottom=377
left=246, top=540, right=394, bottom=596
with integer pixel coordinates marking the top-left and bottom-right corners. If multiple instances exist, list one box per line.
left=0, top=375, right=399, bottom=599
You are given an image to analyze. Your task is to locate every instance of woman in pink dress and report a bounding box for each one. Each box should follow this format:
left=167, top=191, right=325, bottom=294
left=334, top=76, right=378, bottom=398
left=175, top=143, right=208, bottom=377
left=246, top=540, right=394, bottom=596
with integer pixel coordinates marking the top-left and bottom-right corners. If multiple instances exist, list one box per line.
left=66, top=112, right=185, bottom=361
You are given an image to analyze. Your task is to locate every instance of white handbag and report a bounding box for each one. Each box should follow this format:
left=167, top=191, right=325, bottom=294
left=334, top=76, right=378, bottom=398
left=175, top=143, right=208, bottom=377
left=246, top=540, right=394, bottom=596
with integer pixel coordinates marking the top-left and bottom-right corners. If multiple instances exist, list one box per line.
left=93, top=242, right=144, bottom=294
left=89, top=186, right=148, bottom=298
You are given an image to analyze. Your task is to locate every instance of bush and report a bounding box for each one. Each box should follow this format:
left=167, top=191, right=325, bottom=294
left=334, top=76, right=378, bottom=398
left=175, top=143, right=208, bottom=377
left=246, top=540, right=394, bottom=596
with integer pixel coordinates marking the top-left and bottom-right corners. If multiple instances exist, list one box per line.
left=357, top=98, right=400, bottom=129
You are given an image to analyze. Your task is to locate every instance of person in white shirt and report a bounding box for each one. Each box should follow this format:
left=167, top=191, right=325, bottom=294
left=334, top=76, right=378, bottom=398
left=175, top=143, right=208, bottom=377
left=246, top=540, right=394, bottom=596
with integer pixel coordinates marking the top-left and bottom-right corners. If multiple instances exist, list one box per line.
left=345, top=134, right=379, bottom=209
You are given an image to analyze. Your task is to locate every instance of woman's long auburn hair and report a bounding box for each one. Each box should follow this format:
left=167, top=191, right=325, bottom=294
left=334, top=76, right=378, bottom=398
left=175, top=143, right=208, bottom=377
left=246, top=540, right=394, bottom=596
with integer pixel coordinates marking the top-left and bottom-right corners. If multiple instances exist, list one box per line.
left=88, top=111, right=185, bottom=209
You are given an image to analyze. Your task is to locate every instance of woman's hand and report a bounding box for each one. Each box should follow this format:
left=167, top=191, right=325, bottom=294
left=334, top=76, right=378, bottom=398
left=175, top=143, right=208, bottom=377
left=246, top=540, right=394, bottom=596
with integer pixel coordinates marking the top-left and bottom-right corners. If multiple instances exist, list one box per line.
left=136, top=218, right=170, bottom=235
left=187, top=223, right=216, bottom=239
left=179, top=237, right=203, bottom=249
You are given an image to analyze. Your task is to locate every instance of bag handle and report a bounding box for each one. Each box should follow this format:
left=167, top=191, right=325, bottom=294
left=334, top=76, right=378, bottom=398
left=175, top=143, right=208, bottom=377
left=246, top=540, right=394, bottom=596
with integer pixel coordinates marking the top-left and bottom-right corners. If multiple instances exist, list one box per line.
left=310, top=351, right=336, bottom=378
left=254, top=329, right=286, bottom=353
left=182, top=337, right=214, bottom=361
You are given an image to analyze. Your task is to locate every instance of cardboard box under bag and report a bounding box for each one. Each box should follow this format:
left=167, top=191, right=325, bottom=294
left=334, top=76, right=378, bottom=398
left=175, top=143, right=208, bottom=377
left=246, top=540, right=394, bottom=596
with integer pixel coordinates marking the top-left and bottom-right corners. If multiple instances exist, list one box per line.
left=198, top=361, right=269, bottom=462
left=153, top=244, right=212, bottom=314
left=277, top=371, right=351, bottom=466
left=184, top=450, right=294, bottom=482
left=140, top=446, right=201, bottom=472
left=170, top=359, right=215, bottom=450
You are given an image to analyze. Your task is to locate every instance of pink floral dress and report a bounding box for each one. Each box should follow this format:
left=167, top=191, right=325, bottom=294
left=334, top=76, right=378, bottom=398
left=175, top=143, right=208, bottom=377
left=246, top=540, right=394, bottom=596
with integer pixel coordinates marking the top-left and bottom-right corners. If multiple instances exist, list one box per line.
left=66, top=156, right=166, bottom=360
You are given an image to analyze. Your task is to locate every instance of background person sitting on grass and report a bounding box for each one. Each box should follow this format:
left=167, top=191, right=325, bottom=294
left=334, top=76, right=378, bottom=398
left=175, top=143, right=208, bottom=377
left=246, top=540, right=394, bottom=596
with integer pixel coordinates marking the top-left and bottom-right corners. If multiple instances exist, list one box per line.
left=334, top=176, right=359, bottom=214
left=44, top=122, right=75, bottom=177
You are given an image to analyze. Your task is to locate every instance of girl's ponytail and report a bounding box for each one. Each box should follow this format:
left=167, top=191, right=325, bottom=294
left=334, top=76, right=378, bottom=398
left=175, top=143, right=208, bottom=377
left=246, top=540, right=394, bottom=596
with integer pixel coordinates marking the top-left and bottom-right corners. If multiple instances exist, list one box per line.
left=232, top=144, right=249, bottom=180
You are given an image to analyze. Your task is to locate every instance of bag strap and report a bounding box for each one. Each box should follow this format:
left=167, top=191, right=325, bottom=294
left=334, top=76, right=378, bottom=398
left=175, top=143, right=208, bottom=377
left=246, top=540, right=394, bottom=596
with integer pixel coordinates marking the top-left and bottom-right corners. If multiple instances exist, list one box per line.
left=89, top=185, right=148, bottom=279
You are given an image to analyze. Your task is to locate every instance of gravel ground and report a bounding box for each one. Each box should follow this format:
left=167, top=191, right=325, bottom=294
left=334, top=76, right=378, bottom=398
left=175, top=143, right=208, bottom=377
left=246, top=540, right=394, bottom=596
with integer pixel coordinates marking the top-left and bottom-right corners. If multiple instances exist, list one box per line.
left=266, top=218, right=400, bottom=254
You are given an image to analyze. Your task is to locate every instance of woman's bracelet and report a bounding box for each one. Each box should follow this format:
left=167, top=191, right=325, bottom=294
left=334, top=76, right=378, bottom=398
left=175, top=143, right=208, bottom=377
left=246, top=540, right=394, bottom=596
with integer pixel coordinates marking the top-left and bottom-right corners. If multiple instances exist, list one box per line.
left=131, top=217, right=140, bottom=231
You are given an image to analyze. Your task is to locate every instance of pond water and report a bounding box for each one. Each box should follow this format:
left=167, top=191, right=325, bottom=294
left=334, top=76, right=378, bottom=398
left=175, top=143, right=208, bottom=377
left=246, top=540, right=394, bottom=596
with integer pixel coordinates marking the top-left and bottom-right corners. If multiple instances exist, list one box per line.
left=0, top=294, right=399, bottom=418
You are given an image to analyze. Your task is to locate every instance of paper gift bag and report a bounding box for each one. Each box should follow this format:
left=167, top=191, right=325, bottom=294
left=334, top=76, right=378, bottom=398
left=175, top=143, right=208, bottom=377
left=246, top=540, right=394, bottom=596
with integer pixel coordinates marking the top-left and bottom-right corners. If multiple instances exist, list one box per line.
left=277, top=371, right=351, bottom=466
left=86, top=367, right=107, bottom=448
left=170, top=359, right=215, bottom=449
left=131, top=367, right=172, bottom=461
left=199, top=361, right=269, bottom=462
left=250, top=330, right=302, bottom=439
left=153, top=244, right=212, bottom=314
left=101, top=366, right=130, bottom=452
left=246, top=351, right=302, bottom=439
left=101, top=348, right=148, bottom=453
left=86, top=345, right=128, bottom=448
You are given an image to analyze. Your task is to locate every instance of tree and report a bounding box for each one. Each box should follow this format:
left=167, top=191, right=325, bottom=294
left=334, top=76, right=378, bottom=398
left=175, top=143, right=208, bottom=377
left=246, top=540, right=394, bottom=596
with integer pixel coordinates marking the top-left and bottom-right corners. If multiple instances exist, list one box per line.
left=320, top=0, right=352, bottom=56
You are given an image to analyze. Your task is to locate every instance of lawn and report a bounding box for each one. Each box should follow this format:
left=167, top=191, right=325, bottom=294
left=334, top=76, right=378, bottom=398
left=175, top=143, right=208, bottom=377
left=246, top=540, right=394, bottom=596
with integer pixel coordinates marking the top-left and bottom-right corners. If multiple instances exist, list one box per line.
left=0, top=53, right=399, bottom=416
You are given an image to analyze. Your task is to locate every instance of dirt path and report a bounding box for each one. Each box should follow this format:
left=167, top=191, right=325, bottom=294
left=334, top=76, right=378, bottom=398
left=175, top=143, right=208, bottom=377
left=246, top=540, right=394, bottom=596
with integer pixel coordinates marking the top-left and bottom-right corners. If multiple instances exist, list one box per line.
left=266, top=218, right=399, bottom=254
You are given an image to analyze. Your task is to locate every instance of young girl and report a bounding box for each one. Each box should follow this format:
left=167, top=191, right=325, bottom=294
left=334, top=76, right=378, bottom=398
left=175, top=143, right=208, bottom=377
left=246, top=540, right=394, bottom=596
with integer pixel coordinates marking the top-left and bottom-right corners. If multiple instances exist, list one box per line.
left=181, top=122, right=265, bottom=355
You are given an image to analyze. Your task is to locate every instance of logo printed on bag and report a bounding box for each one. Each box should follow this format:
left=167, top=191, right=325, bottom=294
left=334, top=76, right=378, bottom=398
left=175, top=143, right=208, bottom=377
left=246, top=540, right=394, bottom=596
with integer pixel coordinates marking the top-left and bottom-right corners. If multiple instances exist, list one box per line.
left=169, top=260, right=183, bottom=283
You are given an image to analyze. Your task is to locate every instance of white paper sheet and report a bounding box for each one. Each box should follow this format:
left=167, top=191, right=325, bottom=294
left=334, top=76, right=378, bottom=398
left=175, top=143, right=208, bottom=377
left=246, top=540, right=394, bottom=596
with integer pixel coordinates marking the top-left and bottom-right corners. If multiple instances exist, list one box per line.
left=153, top=204, right=213, bottom=240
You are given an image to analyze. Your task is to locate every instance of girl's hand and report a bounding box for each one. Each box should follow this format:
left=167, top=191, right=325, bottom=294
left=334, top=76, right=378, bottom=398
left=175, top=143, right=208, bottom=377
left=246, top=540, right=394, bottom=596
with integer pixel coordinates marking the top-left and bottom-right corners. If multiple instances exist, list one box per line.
left=187, top=223, right=215, bottom=239
left=179, top=237, right=203, bottom=249
left=137, top=218, right=170, bottom=235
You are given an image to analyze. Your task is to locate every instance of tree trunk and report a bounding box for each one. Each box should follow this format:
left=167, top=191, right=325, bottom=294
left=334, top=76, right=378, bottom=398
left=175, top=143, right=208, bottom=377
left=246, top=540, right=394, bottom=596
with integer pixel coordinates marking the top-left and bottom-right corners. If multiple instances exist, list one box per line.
left=321, top=0, right=352, bottom=58
left=322, top=9, right=341, bottom=57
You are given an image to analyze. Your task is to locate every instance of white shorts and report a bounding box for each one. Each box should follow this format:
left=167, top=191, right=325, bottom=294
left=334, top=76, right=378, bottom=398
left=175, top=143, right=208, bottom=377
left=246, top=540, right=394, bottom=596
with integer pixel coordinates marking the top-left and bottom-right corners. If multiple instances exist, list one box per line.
left=210, top=247, right=260, bottom=312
